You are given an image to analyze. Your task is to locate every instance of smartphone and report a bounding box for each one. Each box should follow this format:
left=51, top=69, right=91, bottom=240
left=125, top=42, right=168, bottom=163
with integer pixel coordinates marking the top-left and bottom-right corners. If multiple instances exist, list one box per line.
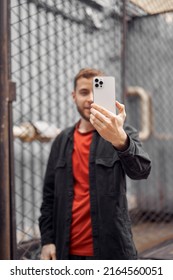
left=93, top=76, right=116, bottom=114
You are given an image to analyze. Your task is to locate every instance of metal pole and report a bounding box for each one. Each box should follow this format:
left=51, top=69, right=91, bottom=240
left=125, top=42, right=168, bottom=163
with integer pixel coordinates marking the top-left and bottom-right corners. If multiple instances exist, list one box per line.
left=0, top=0, right=16, bottom=259
left=121, top=0, right=127, bottom=104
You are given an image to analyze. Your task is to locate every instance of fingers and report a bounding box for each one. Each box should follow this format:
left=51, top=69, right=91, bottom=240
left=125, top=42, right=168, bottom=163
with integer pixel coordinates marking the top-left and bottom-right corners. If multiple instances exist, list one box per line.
left=116, top=100, right=124, bottom=111
left=91, top=103, right=114, bottom=118
left=90, top=101, right=126, bottom=132
left=40, top=254, right=49, bottom=260
left=40, top=244, right=56, bottom=260
left=116, top=101, right=126, bottom=119
left=40, top=254, right=56, bottom=260
left=90, top=107, right=109, bottom=122
left=90, top=106, right=113, bottom=131
left=51, top=252, right=57, bottom=260
left=91, top=101, right=125, bottom=115
left=90, top=113, right=104, bottom=129
left=91, top=101, right=126, bottom=118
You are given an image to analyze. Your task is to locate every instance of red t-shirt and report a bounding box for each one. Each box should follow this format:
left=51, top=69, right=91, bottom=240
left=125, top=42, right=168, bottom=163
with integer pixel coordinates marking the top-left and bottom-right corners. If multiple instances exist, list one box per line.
left=69, top=127, right=94, bottom=256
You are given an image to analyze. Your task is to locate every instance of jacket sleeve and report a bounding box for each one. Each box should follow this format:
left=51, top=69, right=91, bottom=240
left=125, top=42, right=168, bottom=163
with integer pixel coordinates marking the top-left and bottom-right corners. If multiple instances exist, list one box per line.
left=117, top=124, right=151, bottom=180
left=39, top=139, right=57, bottom=246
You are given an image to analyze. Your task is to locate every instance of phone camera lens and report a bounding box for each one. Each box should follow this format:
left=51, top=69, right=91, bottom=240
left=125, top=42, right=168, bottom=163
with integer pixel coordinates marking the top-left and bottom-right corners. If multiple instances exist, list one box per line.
left=95, top=83, right=99, bottom=88
left=95, top=78, right=99, bottom=83
left=99, top=81, right=103, bottom=85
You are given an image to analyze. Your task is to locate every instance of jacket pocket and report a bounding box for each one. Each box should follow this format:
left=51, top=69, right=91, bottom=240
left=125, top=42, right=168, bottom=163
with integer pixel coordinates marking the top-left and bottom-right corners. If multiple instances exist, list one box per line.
left=95, top=156, right=122, bottom=195
left=55, top=159, right=66, bottom=169
left=95, top=156, right=119, bottom=167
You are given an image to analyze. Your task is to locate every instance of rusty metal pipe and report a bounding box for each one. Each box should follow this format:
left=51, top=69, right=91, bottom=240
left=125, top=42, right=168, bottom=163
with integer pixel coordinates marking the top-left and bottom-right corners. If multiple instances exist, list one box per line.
left=0, top=0, right=16, bottom=259
left=0, top=0, right=11, bottom=259
left=126, top=86, right=152, bottom=141
left=121, top=0, right=127, bottom=104
left=13, top=121, right=61, bottom=142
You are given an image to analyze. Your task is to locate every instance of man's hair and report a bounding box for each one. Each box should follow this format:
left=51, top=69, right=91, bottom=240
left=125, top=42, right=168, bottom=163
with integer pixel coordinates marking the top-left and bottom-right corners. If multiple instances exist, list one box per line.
left=74, top=67, right=104, bottom=89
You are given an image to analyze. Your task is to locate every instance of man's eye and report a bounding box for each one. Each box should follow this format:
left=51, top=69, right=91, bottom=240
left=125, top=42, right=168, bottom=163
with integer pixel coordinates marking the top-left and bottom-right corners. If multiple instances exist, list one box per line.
left=80, top=91, right=88, bottom=95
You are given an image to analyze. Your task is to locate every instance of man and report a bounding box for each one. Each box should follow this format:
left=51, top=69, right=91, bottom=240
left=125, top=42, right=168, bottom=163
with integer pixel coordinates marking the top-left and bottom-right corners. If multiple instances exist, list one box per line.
left=39, top=68, right=151, bottom=260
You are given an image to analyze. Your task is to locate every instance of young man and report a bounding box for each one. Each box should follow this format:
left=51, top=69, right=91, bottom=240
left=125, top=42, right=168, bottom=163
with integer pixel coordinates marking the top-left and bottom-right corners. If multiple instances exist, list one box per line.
left=39, top=68, right=151, bottom=260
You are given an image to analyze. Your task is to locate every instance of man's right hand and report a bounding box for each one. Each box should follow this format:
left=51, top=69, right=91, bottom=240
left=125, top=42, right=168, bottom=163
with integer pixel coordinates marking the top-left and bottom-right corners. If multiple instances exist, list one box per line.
left=40, top=244, right=56, bottom=260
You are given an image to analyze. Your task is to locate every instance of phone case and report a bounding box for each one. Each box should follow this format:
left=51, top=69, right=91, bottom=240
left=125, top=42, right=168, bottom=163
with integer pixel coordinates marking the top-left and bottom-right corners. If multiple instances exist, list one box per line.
left=93, top=76, right=116, bottom=114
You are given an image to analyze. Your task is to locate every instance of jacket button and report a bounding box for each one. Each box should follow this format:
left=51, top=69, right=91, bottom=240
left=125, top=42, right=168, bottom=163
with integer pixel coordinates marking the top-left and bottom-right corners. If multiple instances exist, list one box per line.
left=68, top=191, right=73, bottom=196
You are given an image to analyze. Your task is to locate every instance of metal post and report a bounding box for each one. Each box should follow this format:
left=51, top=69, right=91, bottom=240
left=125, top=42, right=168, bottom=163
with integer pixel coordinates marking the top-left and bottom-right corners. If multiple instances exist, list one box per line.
left=0, top=0, right=16, bottom=259
left=121, top=0, right=127, bottom=104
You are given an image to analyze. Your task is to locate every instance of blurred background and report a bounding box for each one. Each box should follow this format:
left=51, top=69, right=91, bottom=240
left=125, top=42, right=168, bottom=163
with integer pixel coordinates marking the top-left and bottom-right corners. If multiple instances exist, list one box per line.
left=1, top=0, right=173, bottom=259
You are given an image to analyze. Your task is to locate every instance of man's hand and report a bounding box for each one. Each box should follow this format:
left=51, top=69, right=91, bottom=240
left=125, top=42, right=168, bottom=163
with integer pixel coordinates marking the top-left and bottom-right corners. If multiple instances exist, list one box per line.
left=40, top=244, right=56, bottom=260
left=90, top=101, right=129, bottom=151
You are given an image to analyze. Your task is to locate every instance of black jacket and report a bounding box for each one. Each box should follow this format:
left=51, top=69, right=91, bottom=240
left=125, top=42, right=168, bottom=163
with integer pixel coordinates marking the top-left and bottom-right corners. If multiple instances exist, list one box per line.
left=39, top=123, right=151, bottom=259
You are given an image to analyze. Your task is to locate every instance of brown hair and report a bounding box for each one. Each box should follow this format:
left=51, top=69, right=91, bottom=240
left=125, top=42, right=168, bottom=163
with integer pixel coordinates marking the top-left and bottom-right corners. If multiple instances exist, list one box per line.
left=74, top=67, right=104, bottom=89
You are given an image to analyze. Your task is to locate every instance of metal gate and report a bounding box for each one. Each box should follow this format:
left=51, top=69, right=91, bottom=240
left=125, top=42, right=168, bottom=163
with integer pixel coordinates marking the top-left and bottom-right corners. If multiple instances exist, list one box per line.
left=10, top=0, right=123, bottom=259
left=125, top=1, right=173, bottom=258
left=1, top=0, right=173, bottom=259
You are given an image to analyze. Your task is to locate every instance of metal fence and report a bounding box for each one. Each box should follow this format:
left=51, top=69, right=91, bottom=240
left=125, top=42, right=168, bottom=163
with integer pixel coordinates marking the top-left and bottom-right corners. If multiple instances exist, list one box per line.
left=4, top=0, right=173, bottom=259
left=10, top=0, right=123, bottom=259
left=125, top=5, right=173, bottom=257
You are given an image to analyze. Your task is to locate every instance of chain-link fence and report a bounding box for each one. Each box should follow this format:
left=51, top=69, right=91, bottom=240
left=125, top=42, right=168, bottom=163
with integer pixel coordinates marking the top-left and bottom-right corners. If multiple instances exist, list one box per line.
left=9, top=0, right=173, bottom=259
left=125, top=0, right=173, bottom=258
left=11, top=0, right=123, bottom=259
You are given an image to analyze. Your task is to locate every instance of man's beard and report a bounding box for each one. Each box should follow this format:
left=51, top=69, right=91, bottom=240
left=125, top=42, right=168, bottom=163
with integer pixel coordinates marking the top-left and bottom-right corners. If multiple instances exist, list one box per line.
left=76, top=105, right=90, bottom=122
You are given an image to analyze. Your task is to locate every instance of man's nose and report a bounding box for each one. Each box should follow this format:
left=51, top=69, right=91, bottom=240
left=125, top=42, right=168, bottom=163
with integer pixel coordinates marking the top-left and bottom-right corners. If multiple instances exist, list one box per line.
left=87, top=91, right=93, bottom=103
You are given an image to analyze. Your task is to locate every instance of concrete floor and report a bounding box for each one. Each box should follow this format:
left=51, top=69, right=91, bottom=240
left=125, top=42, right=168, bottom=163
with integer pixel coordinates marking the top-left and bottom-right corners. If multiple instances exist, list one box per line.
left=132, top=222, right=173, bottom=254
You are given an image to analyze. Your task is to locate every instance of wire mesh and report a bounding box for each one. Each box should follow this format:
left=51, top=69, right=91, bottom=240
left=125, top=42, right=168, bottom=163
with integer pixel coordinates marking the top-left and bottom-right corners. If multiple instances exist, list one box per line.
left=125, top=2, right=173, bottom=258
left=10, top=0, right=173, bottom=259
left=11, top=0, right=122, bottom=259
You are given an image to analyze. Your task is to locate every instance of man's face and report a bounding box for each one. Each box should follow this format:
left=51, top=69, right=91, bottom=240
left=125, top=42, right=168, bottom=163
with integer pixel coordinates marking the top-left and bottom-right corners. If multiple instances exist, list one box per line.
left=72, top=77, right=93, bottom=121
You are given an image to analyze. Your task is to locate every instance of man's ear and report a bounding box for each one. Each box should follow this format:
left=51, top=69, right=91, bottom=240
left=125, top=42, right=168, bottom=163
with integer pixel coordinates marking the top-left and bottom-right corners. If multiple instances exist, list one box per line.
left=72, top=91, right=76, bottom=102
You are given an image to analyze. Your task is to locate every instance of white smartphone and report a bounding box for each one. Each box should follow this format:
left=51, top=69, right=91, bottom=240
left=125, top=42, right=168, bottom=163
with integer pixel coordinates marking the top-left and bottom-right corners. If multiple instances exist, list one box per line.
left=93, top=76, right=116, bottom=114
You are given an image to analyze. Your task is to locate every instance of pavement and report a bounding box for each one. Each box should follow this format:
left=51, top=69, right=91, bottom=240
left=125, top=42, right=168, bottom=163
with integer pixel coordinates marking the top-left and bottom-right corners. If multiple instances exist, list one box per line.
left=132, top=222, right=173, bottom=259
